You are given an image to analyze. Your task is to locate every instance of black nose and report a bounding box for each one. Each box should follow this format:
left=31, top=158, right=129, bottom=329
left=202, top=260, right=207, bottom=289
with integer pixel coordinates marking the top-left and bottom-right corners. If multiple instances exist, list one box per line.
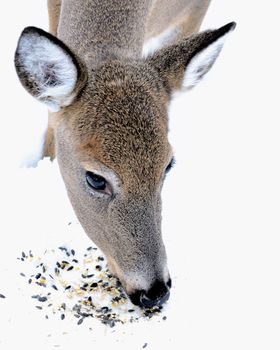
left=130, top=279, right=171, bottom=308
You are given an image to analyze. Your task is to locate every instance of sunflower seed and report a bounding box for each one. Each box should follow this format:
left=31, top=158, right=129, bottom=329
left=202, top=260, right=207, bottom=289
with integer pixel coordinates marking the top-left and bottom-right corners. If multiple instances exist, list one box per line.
left=32, top=295, right=40, bottom=299
left=38, top=296, right=48, bottom=302
left=58, top=246, right=67, bottom=252
left=77, top=317, right=84, bottom=325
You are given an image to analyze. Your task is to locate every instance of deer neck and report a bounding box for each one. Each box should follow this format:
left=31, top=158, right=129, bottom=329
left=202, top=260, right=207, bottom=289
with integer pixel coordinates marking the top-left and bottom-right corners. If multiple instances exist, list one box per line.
left=58, top=0, right=153, bottom=61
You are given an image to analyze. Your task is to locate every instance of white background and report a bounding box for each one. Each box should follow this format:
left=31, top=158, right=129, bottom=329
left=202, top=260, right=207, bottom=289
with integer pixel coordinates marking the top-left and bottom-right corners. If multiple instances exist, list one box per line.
left=0, top=1, right=280, bottom=349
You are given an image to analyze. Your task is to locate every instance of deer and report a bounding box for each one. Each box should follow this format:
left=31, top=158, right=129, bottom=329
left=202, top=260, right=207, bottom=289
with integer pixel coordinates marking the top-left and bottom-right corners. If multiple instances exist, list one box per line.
left=14, top=0, right=235, bottom=308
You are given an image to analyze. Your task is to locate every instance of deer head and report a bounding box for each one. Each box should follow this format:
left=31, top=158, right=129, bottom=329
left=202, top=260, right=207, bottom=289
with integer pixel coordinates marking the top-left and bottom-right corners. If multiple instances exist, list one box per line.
left=14, top=22, right=235, bottom=307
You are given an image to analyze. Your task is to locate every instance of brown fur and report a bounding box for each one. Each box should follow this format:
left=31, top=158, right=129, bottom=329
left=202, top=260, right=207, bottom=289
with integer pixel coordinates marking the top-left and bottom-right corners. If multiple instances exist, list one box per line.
left=147, top=0, right=210, bottom=39
left=14, top=0, right=235, bottom=305
left=44, top=0, right=210, bottom=160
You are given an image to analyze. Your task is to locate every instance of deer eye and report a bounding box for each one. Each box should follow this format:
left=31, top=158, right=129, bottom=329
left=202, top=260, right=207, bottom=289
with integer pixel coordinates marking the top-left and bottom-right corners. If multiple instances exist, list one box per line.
left=165, top=157, right=175, bottom=174
left=86, top=171, right=107, bottom=191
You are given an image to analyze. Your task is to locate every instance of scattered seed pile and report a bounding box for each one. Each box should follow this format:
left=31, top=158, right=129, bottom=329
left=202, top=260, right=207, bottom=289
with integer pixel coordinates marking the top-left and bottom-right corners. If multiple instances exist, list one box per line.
left=17, top=245, right=166, bottom=328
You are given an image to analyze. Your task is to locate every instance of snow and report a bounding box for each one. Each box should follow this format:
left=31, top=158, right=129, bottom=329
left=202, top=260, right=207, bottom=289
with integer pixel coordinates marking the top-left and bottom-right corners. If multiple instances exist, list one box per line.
left=1, top=1, right=280, bottom=349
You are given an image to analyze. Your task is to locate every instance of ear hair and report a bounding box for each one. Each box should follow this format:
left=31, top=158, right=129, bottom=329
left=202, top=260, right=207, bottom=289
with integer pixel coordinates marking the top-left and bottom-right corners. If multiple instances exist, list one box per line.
left=147, top=22, right=236, bottom=94
left=14, top=27, right=85, bottom=112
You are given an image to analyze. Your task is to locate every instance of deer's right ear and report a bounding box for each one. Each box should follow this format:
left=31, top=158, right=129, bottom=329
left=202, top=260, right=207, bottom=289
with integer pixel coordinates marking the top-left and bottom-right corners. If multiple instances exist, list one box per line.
left=14, top=27, right=86, bottom=112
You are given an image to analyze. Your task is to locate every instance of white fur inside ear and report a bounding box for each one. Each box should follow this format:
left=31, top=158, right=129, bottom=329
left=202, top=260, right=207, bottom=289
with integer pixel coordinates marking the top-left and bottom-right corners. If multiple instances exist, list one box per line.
left=182, top=33, right=229, bottom=90
left=142, top=27, right=180, bottom=58
left=17, top=32, right=78, bottom=112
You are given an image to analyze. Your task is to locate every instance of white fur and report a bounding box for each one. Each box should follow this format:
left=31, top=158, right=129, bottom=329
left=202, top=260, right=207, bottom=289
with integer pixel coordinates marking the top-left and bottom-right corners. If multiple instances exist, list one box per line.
left=182, top=33, right=229, bottom=89
left=142, top=27, right=180, bottom=58
left=20, top=134, right=46, bottom=168
left=17, top=32, right=78, bottom=112
left=123, top=271, right=150, bottom=294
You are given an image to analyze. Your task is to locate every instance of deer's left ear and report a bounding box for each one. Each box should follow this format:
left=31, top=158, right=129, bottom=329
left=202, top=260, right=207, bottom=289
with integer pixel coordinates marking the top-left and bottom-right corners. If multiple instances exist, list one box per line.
left=147, top=22, right=236, bottom=93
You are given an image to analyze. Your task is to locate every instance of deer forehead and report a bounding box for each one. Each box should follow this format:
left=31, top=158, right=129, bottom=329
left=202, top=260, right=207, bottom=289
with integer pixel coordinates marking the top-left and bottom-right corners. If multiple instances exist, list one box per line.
left=59, top=65, right=172, bottom=183
left=74, top=115, right=171, bottom=189
left=68, top=60, right=169, bottom=132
